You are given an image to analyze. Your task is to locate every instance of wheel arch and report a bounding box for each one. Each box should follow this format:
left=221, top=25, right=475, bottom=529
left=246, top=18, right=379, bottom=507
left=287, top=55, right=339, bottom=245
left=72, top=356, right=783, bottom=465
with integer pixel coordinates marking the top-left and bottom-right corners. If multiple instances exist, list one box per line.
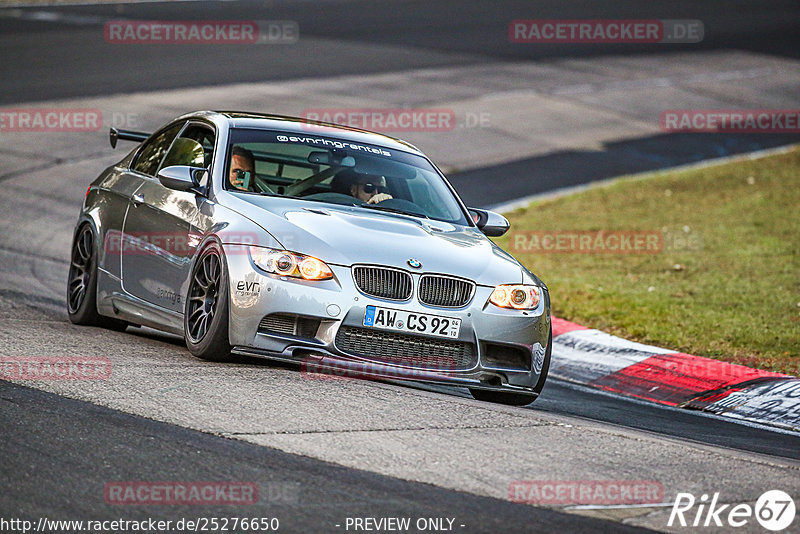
left=185, top=232, right=233, bottom=338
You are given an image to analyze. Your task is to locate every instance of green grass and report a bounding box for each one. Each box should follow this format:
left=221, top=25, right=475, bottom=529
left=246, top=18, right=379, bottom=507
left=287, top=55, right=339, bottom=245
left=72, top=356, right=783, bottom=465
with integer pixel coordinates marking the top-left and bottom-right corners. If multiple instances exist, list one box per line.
left=494, top=148, right=800, bottom=375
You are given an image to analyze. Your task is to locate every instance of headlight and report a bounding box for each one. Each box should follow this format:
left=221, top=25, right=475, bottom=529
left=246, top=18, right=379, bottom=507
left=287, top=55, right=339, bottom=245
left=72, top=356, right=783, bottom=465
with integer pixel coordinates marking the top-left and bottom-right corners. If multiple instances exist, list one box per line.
left=489, top=284, right=541, bottom=310
left=249, top=246, right=333, bottom=281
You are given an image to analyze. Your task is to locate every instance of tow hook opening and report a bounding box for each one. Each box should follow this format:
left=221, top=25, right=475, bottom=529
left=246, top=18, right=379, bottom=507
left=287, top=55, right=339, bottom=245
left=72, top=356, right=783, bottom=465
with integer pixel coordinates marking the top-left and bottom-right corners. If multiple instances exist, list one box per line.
left=482, top=375, right=503, bottom=387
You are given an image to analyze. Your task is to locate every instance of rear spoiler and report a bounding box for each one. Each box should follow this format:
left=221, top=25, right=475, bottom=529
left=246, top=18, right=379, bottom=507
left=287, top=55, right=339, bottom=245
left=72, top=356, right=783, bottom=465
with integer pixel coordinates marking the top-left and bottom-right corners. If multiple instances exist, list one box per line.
left=109, top=127, right=150, bottom=148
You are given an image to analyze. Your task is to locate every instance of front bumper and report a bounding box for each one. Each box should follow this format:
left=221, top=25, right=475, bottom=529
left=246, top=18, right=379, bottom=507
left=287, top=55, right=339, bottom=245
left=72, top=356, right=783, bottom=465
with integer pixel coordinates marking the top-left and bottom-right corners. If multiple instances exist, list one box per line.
left=225, top=246, right=551, bottom=393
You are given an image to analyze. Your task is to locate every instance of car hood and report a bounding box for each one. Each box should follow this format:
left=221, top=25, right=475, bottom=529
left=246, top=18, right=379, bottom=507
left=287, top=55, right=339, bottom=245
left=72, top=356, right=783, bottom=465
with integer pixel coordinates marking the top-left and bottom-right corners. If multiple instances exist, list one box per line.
left=232, top=196, right=523, bottom=286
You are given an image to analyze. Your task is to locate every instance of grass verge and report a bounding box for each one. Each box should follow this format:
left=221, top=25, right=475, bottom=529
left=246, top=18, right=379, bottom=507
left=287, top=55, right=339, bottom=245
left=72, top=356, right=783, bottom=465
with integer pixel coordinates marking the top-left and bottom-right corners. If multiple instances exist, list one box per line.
left=494, top=147, right=800, bottom=375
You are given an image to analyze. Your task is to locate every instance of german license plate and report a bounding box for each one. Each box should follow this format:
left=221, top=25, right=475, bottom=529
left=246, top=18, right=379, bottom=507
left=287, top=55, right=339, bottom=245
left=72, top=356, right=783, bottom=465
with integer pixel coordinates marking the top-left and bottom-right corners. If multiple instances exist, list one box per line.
left=363, top=305, right=461, bottom=339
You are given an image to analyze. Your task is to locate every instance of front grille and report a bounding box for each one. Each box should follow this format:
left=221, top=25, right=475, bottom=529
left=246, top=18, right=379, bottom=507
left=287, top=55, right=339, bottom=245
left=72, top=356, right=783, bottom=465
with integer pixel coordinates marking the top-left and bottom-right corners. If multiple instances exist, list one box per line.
left=352, top=266, right=413, bottom=300
left=418, top=275, right=475, bottom=307
left=335, top=326, right=476, bottom=370
left=258, top=314, right=320, bottom=339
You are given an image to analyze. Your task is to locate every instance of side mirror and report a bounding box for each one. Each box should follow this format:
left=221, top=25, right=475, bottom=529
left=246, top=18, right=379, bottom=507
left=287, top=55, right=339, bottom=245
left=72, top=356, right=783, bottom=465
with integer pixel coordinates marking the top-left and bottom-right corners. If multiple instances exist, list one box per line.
left=469, top=208, right=510, bottom=237
left=157, top=165, right=203, bottom=192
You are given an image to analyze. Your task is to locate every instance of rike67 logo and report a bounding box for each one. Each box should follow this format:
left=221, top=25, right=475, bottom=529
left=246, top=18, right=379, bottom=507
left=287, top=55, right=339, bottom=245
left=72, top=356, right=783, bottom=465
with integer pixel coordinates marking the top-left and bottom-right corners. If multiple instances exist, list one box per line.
left=669, top=490, right=795, bottom=531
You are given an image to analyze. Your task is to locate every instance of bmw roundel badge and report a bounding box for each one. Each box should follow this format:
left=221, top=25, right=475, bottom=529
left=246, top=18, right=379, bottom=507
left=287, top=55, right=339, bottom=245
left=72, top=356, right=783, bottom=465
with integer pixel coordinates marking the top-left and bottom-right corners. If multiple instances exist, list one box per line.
left=407, top=259, right=422, bottom=269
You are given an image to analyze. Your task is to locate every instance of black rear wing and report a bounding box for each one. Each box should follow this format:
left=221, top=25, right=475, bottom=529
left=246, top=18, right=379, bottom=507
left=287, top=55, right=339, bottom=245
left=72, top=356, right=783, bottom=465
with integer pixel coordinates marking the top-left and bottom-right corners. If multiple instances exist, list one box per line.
left=109, top=127, right=150, bottom=148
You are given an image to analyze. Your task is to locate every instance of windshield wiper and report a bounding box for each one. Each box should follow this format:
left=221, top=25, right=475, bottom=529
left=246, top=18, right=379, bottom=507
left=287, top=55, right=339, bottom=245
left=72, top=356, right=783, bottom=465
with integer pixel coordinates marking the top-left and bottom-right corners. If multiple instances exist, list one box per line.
left=360, top=203, right=429, bottom=219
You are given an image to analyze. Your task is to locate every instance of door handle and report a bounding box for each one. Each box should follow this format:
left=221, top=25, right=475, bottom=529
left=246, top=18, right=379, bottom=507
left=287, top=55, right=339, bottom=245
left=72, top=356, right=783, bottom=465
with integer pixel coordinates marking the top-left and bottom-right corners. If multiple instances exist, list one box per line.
left=132, top=193, right=144, bottom=206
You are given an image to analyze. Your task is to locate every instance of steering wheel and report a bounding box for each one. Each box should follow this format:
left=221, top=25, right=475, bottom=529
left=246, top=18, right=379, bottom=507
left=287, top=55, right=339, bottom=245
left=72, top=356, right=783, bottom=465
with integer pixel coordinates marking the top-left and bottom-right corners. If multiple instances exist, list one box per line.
left=283, top=167, right=340, bottom=197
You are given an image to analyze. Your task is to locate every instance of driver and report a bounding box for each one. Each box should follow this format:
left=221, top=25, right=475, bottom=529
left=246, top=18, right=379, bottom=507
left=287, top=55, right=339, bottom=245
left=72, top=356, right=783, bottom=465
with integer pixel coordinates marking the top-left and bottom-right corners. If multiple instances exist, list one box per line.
left=229, top=146, right=256, bottom=191
left=334, top=169, right=393, bottom=204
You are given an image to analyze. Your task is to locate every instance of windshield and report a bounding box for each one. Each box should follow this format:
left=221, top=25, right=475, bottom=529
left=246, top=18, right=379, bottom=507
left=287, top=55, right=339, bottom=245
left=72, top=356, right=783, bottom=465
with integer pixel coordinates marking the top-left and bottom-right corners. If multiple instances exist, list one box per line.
left=224, top=128, right=469, bottom=225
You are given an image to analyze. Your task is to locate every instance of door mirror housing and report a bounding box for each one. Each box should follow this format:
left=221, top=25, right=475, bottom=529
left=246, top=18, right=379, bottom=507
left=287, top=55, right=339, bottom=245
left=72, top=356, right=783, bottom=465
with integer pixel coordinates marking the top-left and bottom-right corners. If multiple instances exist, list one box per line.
left=468, top=208, right=510, bottom=237
left=157, top=165, right=204, bottom=192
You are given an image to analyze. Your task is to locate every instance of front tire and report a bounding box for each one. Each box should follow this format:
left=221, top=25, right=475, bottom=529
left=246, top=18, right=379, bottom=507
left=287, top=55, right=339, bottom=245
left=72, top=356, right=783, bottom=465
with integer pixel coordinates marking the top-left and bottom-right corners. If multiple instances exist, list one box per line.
left=67, top=224, right=129, bottom=331
left=184, top=242, right=235, bottom=362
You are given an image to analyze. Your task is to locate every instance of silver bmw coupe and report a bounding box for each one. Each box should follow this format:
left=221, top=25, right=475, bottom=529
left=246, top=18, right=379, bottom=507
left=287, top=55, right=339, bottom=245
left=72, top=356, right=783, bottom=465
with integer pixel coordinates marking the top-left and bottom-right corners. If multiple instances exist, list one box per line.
left=68, top=111, right=551, bottom=405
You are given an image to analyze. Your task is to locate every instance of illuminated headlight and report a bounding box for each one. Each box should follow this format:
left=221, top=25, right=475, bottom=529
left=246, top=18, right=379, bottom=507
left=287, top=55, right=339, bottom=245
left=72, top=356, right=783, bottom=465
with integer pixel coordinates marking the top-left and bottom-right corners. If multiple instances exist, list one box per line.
left=489, top=285, right=541, bottom=310
left=249, top=247, right=333, bottom=281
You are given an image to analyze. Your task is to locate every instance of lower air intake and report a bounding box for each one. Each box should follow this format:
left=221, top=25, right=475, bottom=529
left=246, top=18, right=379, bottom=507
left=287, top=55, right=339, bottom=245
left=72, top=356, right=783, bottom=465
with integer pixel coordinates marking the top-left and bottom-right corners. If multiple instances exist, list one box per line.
left=334, top=326, right=476, bottom=370
left=258, top=314, right=320, bottom=339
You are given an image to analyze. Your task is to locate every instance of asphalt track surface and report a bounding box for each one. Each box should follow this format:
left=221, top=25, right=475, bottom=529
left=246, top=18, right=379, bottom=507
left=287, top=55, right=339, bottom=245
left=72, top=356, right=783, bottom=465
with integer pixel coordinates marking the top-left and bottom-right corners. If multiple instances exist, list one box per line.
left=3, top=0, right=800, bottom=209
left=0, top=380, right=652, bottom=533
left=453, top=133, right=800, bottom=208
left=1, top=1, right=800, bottom=533
left=1, top=0, right=799, bottom=104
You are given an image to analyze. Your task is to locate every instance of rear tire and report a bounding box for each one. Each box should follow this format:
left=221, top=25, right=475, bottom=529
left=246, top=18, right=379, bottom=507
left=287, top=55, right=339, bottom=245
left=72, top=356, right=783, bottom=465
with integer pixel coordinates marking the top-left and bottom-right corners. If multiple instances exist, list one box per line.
left=67, top=224, right=129, bottom=331
left=184, top=242, right=236, bottom=362
left=469, top=324, right=552, bottom=406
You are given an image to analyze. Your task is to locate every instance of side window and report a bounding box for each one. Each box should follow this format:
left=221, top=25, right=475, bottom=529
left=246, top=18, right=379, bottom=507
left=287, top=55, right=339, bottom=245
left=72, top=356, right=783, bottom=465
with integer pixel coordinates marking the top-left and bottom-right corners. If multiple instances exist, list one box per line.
left=159, top=124, right=215, bottom=172
left=132, top=123, right=183, bottom=176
